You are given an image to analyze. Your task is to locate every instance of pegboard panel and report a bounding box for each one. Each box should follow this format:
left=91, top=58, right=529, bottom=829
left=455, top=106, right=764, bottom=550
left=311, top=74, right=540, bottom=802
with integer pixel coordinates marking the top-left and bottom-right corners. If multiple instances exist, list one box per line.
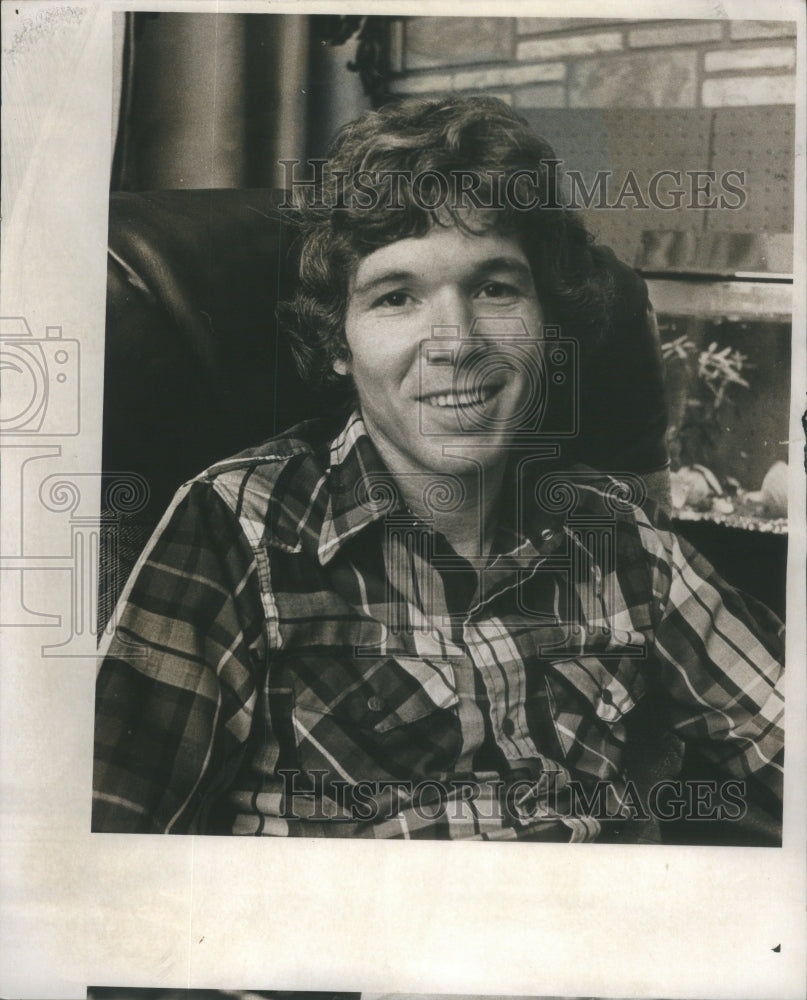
left=521, top=109, right=713, bottom=265
left=518, top=108, right=612, bottom=203
left=520, top=108, right=793, bottom=269
left=590, top=109, right=713, bottom=262
left=707, top=106, right=796, bottom=236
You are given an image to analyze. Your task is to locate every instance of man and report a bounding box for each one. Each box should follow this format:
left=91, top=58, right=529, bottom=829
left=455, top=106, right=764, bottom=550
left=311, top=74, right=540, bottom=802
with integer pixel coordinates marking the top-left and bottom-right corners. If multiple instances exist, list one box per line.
left=93, top=96, right=784, bottom=843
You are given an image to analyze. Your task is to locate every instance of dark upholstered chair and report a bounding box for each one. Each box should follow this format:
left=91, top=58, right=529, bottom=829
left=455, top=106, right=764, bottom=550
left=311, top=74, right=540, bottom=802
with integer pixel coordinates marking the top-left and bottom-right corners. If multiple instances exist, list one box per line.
left=100, top=189, right=670, bottom=627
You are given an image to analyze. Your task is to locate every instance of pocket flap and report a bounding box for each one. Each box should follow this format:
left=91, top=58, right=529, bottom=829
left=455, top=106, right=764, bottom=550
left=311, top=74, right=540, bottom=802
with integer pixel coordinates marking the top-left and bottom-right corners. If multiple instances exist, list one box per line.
left=546, top=656, right=647, bottom=724
left=291, top=653, right=458, bottom=733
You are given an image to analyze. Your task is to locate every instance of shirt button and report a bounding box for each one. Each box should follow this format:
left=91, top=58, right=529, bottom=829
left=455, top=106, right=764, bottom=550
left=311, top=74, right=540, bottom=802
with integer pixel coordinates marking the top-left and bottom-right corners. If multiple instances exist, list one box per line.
left=367, top=695, right=385, bottom=713
left=501, top=717, right=516, bottom=737
left=600, top=688, right=613, bottom=705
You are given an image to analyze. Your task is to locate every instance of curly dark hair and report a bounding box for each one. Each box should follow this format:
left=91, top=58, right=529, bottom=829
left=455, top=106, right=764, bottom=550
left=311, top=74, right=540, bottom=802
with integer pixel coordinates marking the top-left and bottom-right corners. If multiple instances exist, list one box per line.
left=282, top=95, right=615, bottom=389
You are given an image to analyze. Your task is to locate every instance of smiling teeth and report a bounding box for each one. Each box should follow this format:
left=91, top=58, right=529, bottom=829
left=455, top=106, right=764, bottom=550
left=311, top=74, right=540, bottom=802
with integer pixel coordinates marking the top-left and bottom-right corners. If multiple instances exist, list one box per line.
left=426, top=392, right=482, bottom=408
left=423, top=386, right=498, bottom=408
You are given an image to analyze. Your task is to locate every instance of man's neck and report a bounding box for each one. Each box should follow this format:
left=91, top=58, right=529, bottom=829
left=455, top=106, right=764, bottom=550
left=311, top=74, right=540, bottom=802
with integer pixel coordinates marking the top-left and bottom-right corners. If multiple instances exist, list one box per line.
left=396, top=464, right=505, bottom=561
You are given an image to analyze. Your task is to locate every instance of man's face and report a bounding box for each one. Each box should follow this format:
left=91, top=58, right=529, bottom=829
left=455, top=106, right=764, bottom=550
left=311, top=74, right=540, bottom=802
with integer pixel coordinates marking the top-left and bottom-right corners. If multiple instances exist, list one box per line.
left=339, top=225, right=545, bottom=482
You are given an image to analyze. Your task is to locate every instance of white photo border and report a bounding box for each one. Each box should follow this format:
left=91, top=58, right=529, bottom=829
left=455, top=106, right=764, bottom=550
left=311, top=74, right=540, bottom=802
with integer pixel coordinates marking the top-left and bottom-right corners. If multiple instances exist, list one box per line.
left=1, top=1, right=805, bottom=997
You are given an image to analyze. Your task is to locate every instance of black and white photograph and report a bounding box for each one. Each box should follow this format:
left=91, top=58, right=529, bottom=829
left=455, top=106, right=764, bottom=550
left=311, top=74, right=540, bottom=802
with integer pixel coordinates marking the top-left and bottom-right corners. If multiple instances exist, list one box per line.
left=1, top=2, right=805, bottom=998
left=90, top=10, right=790, bottom=845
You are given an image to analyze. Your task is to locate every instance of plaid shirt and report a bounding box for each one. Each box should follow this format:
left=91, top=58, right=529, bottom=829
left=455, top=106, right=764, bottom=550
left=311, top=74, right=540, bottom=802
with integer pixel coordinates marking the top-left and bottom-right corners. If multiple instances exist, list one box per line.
left=93, top=412, right=784, bottom=843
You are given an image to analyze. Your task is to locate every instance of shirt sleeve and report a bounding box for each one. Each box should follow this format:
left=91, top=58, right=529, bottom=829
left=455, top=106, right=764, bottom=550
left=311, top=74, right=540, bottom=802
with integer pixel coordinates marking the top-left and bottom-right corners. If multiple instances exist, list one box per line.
left=92, top=479, right=267, bottom=833
left=641, top=513, right=785, bottom=828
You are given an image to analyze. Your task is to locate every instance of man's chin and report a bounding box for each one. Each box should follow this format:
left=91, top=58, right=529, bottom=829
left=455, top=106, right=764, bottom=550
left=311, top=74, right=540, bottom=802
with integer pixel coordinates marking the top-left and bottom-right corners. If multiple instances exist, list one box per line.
left=423, top=437, right=513, bottom=472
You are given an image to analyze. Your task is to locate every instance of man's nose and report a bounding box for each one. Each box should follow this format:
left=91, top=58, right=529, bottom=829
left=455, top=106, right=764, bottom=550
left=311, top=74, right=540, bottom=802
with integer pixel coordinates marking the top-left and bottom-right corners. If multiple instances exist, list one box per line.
left=428, top=289, right=474, bottom=338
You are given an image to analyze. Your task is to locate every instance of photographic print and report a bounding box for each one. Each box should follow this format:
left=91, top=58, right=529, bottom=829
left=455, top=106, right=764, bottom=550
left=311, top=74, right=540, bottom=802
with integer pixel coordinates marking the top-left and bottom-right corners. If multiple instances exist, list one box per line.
left=90, top=10, right=790, bottom=847
left=1, top=2, right=805, bottom=998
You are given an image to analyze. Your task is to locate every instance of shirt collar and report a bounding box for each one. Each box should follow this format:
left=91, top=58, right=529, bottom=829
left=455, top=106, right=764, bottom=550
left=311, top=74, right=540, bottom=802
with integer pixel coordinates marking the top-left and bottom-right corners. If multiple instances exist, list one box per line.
left=317, top=410, right=407, bottom=565
left=318, top=409, right=576, bottom=566
left=317, top=410, right=569, bottom=567
left=318, top=409, right=566, bottom=566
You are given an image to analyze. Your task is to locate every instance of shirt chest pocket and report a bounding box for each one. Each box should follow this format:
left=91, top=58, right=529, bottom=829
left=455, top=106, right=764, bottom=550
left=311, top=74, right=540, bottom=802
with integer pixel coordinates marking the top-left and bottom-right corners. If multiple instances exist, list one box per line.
left=545, top=655, right=648, bottom=760
left=271, top=652, right=462, bottom=783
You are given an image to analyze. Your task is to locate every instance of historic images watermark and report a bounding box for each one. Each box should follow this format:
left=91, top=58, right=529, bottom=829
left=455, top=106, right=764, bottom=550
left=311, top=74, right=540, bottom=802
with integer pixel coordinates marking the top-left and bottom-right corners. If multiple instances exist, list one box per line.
left=279, top=768, right=750, bottom=825
left=279, top=160, right=748, bottom=212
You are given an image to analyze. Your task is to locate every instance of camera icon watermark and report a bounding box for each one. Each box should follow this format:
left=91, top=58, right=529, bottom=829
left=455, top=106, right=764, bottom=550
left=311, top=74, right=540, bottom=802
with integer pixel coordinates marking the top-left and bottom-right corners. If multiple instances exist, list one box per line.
left=0, top=314, right=149, bottom=652
left=0, top=317, right=80, bottom=435
left=418, top=318, right=578, bottom=440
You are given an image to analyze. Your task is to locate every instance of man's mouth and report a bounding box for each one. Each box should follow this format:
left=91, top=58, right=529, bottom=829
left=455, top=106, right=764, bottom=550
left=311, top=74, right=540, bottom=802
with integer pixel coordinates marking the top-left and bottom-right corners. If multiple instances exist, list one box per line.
left=420, top=382, right=503, bottom=409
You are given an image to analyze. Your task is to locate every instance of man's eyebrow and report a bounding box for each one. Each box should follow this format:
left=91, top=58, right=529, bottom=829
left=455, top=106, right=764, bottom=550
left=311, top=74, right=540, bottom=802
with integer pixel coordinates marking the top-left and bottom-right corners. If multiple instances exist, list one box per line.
left=471, top=256, right=534, bottom=280
left=351, top=270, right=419, bottom=296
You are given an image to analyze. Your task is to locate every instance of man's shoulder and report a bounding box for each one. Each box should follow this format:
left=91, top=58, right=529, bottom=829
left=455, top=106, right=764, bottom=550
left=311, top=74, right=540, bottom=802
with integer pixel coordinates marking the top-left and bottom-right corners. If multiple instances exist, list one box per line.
left=200, top=418, right=330, bottom=474
left=187, top=418, right=338, bottom=526
left=544, top=464, right=675, bottom=560
left=545, top=464, right=656, bottom=521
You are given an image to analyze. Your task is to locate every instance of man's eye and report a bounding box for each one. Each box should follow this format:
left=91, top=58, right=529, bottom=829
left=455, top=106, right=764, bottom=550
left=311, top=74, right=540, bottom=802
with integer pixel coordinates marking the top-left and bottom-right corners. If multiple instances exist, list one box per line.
left=372, top=291, right=412, bottom=308
left=477, top=281, right=519, bottom=299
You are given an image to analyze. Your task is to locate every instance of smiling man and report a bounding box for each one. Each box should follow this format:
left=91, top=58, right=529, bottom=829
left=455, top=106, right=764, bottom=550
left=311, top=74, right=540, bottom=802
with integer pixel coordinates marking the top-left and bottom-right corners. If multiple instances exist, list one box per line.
left=93, top=96, right=784, bottom=843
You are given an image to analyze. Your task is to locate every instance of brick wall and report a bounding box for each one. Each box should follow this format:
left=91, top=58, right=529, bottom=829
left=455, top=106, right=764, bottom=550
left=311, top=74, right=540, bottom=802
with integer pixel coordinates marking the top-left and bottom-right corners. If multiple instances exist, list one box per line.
left=388, top=17, right=797, bottom=109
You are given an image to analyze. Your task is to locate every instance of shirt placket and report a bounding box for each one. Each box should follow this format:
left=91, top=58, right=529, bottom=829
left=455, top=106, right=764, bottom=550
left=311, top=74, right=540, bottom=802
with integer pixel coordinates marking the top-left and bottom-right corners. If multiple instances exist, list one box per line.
left=460, top=527, right=565, bottom=763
